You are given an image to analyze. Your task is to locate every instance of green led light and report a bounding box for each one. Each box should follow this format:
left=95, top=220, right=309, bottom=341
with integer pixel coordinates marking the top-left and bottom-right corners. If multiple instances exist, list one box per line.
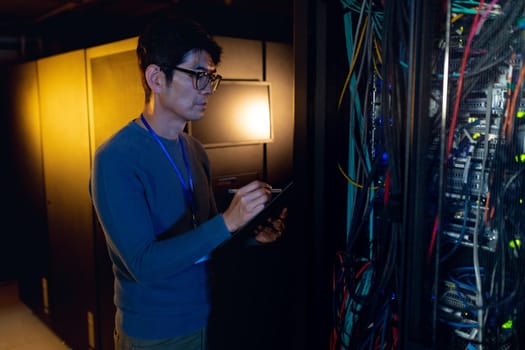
left=517, top=111, right=525, bottom=118
left=514, top=154, right=525, bottom=162
left=509, top=240, right=521, bottom=249
left=502, top=320, right=513, bottom=329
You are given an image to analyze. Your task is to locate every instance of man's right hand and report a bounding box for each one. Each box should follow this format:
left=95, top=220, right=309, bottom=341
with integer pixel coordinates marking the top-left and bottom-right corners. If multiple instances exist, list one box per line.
left=222, top=180, right=272, bottom=232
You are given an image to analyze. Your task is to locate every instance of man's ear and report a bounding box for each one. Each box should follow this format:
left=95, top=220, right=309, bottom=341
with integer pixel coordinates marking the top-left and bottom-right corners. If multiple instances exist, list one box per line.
left=144, top=64, right=165, bottom=94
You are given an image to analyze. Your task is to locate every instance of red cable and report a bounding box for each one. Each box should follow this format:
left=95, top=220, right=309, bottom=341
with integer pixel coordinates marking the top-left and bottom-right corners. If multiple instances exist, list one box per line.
left=427, top=215, right=439, bottom=262
left=383, top=168, right=391, bottom=204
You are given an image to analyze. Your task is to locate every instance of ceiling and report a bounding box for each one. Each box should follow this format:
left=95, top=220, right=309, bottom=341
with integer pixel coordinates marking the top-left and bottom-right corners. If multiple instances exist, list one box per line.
left=0, top=0, right=293, bottom=64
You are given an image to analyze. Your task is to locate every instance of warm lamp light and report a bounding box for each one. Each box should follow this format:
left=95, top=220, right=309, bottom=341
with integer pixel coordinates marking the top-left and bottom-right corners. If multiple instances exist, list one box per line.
left=190, top=80, right=272, bottom=147
left=236, top=96, right=271, bottom=140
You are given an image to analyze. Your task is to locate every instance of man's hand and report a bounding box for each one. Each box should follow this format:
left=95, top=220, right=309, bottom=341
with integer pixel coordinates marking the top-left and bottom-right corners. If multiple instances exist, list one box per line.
left=223, top=180, right=272, bottom=232
left=254, top=207, right=288, bottom=243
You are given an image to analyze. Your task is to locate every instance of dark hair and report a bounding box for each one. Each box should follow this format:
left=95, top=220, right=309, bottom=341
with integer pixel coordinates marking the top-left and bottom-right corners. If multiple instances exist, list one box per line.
left=137, top=15, right=222, bottom=101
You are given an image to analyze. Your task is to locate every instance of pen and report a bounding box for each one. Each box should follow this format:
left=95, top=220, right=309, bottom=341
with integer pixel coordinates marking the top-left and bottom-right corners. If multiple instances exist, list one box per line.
left=228, top=188, right=282, bottom=194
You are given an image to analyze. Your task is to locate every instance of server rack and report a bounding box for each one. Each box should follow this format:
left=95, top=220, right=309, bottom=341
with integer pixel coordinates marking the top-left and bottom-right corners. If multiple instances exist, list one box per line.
left=434, top=1, right=525, bottom=348
left=325, top=0, right=525, bottom=349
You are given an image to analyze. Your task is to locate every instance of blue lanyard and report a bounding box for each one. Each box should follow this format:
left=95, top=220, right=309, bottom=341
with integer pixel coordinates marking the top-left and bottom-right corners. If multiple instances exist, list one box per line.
left=140, top=114, right=197, bottom=228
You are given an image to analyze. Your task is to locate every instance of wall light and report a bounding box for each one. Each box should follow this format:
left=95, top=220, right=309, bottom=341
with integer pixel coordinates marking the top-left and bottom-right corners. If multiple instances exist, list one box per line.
left=190, top=80, right=272, bottom=147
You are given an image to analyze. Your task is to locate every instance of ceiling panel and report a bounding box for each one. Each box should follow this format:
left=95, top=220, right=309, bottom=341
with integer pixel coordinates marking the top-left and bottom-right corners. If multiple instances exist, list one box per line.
left=0, top=0, right=292, bottom=65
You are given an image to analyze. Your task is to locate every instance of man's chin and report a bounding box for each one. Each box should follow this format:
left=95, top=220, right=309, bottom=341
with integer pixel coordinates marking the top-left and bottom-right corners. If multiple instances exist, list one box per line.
left=192, top=114, right=205, bottom=121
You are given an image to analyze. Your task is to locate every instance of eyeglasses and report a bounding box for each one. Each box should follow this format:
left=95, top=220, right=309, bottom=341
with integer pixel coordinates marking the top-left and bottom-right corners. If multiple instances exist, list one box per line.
left=173, top=66, right=222, bottom=92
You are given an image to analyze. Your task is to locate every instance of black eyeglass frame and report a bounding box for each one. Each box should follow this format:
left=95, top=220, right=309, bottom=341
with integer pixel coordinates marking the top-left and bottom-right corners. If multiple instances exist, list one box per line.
left=172, top=66, right=222, bottom=92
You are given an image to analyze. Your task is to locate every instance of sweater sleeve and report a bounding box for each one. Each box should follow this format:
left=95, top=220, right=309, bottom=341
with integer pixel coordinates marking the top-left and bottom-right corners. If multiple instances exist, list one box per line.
left=90, top=132, right=231, bottom=283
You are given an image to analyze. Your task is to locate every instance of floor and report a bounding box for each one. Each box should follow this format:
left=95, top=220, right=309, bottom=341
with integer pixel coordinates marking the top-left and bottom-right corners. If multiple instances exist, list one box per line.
left=0, top=280, right=71, bottom=350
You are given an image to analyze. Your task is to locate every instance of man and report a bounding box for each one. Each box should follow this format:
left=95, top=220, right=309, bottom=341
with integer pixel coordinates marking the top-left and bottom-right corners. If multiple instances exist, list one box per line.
left=90, top=15, right=281, bottom=350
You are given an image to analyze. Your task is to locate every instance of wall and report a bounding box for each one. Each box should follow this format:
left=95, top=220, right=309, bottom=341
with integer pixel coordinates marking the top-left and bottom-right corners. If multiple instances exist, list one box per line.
left=5, top=34, right=293, bottom=350
left=3, top=61, right=50, bottom=320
